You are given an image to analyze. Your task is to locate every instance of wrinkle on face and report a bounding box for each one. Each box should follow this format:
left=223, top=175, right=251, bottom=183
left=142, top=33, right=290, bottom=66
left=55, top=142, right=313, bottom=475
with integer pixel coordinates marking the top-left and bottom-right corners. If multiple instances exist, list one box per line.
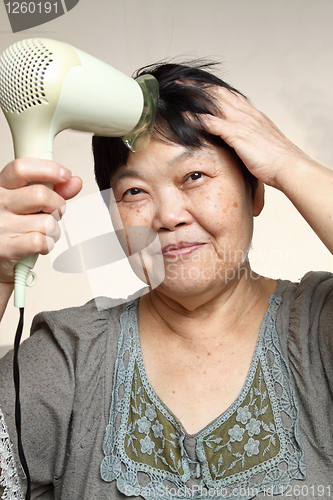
left=110, top=140, right=256, bottom=301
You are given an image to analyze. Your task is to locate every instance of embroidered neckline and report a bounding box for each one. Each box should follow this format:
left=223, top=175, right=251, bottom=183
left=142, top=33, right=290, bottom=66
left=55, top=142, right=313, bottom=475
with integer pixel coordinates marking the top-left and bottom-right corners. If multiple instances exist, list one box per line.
left=133, top=297, right=266, bottom=439
left=101, top=291, right=306, bottom=499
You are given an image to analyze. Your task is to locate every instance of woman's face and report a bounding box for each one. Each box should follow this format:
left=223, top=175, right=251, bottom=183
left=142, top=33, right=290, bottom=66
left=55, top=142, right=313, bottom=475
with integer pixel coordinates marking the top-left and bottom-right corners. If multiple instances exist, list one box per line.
left=111, top=140, right=262, bottom=304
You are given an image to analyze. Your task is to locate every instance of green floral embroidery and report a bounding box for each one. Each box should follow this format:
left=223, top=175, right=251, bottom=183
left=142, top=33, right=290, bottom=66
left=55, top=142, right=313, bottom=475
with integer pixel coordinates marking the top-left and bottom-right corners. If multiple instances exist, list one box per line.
left=200, top=362, right=280, bottom=483
left=125, top=363, right=185, bottom=476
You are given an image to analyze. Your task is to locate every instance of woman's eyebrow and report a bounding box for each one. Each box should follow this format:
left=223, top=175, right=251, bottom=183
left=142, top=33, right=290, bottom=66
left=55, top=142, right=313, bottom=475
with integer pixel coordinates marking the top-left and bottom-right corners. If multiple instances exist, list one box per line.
left=112, top=169, right=146, bottom=184
left=167, top=147, right=214, bottom=167
left=112, top=148, right=206, bottom=184
left=167, top=148, right=198, bottom=167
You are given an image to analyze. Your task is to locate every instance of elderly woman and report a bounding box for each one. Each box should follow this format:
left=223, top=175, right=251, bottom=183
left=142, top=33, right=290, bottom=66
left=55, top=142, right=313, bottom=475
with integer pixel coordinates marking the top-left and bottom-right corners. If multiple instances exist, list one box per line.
left=0, top=61, right=333, bottom=500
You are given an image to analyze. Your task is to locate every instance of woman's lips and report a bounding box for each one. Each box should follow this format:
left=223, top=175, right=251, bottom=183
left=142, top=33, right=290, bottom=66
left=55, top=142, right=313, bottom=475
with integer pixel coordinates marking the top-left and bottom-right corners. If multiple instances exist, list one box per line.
left=162, top=242, right=204, bottom=258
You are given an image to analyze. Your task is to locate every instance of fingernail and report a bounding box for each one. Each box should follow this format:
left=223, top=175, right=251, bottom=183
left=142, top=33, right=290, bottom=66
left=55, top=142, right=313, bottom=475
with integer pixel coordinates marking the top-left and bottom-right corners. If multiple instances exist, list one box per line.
left=60, top=167, right=70, bottom=180
left=59, top=204, right=66, bottom=216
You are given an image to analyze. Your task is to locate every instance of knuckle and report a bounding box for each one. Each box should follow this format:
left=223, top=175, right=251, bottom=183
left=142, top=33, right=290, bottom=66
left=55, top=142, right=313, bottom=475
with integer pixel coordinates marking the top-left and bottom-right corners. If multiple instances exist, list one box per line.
left=10, top=159, right=26, bottom=179
left=44, top=214, right=60, bottom=238
left=29, top=232, right=49, bottom=255
left=31, top=183, right=49, bottom=205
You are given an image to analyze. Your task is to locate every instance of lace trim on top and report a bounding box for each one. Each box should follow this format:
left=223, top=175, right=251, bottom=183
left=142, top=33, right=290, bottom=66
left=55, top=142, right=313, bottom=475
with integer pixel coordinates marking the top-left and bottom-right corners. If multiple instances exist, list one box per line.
left=0, top=405, right=24, bottom=500
left=101, top=296, right=306, bottom=499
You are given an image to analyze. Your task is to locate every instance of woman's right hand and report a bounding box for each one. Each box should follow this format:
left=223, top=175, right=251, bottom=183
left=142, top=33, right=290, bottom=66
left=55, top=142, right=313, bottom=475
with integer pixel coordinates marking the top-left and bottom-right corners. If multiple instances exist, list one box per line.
left=0, top=158, right=82, bottom=284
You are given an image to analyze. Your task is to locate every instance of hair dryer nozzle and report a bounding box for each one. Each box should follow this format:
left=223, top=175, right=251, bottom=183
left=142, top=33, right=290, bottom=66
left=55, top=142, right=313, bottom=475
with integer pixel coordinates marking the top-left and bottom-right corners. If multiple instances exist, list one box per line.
left=122, top=74, right=159, bottom=152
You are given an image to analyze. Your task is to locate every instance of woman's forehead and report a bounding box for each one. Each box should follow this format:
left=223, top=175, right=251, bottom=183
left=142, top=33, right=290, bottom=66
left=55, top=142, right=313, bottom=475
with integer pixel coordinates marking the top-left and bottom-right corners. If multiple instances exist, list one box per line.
left=119, top=141, right=236, bottom=175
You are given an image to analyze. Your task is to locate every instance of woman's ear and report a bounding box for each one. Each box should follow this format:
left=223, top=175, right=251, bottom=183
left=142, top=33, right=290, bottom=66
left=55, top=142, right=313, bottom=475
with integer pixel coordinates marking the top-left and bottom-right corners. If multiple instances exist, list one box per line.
left=253, top=181, right=265, bottom=217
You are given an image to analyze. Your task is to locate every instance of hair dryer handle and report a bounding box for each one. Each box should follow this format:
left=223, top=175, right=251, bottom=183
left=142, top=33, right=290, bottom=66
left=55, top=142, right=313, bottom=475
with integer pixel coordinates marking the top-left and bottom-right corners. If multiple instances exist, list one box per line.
left=14, top=151, right=54, bottom=308
left=14, top=255, right=38, bottom=308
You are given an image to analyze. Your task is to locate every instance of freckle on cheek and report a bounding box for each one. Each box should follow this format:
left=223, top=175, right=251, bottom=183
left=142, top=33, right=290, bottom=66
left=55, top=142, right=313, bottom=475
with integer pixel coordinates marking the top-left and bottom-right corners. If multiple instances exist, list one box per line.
left=233, top=202, right=238, bottom=208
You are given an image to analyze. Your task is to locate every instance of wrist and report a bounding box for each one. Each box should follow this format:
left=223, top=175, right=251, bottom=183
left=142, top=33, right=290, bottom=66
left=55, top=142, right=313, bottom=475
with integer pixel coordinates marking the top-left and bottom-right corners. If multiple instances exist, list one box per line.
left=273, top=155, right=320, bottom=194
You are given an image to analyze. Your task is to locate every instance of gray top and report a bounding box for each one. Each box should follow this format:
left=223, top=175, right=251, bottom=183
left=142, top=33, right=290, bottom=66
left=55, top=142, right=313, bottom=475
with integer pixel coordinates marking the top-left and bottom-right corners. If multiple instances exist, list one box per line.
left=1, top=271, right=333, bottom=499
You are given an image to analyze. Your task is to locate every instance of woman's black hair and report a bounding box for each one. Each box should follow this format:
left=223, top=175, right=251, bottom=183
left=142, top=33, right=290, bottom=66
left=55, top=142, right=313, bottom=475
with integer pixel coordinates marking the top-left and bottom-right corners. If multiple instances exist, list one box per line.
left=92, top=60, right=258, bottom=199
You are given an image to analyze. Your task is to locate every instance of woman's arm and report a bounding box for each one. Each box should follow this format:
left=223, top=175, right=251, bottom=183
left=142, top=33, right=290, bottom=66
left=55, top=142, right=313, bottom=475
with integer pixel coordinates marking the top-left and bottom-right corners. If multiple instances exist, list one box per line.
left=0, top=158, right=82, bottom=322
left=201, top=87, right=333, bottom=253
left=274, top=157, right=333, bottom=255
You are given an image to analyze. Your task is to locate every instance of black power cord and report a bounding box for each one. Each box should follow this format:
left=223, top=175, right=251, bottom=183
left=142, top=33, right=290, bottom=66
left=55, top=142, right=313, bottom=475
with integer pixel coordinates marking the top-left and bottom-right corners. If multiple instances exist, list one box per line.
left=13, top=307, right=31, bottom=500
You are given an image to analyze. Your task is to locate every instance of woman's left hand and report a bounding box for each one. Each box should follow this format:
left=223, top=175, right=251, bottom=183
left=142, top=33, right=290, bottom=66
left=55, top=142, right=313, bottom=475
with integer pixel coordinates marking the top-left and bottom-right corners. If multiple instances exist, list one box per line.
left=200, top=87, right=311, bottom=189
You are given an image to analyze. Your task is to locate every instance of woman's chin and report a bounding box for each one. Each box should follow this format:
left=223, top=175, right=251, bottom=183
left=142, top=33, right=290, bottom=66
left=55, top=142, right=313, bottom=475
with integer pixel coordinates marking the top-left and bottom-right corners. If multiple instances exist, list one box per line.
left=156, top=273, right=220, bottom=300
left=154, top=261, right=251, bottom=303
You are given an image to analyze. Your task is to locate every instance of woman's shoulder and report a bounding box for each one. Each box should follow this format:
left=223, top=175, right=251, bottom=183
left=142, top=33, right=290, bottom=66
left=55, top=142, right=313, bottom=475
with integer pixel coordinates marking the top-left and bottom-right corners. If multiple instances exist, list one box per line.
left=31, top=296, right=127, bottom=337
left=275, top=270, right=333, bottom=357
left=26, top=295, right=140, bottom=368
left=297, top=269, right=333, bottom=298
left=273, top=270, right=333, bottom=352
left=275, top=270, right=333, bottom=305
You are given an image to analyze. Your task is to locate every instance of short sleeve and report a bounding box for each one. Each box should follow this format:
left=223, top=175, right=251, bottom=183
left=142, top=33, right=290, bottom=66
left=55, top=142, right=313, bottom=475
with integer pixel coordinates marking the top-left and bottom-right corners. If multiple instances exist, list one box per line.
left=279, top=271, right=333, bottom=457
left=0, top=315, right=76, bottom=497
left=0, top=298, right=113, bottom=497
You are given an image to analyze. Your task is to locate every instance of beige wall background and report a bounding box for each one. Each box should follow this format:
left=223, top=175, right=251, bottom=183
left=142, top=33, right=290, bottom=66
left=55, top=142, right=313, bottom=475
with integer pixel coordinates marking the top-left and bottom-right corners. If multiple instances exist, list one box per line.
left=0, top=0, right=332, bottom=346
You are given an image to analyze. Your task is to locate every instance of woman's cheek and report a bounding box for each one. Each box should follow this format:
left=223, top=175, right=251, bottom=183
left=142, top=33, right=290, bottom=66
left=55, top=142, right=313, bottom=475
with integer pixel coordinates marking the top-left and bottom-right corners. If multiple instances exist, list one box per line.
left=117, top=203, right=152, bottom=228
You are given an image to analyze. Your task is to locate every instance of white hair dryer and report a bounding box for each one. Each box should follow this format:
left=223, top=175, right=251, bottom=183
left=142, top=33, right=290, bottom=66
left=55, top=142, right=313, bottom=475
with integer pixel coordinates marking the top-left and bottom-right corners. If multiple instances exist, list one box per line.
left=0, top=38, right=159, bottom=307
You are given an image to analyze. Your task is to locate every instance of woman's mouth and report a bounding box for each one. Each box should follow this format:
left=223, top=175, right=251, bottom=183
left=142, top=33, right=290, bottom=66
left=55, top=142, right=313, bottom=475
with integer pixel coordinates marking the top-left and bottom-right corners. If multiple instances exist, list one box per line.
left=162, top=242, right=204, bottom=258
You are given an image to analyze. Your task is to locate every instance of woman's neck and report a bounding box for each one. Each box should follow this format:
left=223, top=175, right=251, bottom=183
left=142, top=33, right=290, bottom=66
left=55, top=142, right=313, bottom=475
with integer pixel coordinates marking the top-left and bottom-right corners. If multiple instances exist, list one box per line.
left=139, top=270, right=277, bottom=346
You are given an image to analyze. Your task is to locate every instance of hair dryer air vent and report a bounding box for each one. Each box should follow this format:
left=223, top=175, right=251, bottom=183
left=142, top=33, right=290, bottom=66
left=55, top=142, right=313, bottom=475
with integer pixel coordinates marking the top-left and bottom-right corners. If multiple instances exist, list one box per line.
left=0, top=39, right=53, bottom=113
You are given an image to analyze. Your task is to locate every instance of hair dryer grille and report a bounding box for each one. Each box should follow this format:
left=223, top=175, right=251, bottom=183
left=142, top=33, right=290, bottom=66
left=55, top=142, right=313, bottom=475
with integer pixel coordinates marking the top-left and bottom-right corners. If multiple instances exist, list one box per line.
left=0, top=39, right=53, bottom=114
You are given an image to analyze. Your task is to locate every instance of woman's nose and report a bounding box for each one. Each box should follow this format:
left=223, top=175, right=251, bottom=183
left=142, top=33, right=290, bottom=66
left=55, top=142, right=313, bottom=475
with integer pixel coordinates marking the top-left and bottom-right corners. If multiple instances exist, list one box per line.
left=152, top=189, right=193, bottom=231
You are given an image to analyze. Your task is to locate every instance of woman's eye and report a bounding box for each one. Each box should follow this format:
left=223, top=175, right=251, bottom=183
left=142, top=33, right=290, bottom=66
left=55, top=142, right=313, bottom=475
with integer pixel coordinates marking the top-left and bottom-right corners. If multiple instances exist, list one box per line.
left=188, top=172, right=203, bottom=181
left=181, top=171, right=205, bottom=190
left=124, top=187, right=142, bottom=196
